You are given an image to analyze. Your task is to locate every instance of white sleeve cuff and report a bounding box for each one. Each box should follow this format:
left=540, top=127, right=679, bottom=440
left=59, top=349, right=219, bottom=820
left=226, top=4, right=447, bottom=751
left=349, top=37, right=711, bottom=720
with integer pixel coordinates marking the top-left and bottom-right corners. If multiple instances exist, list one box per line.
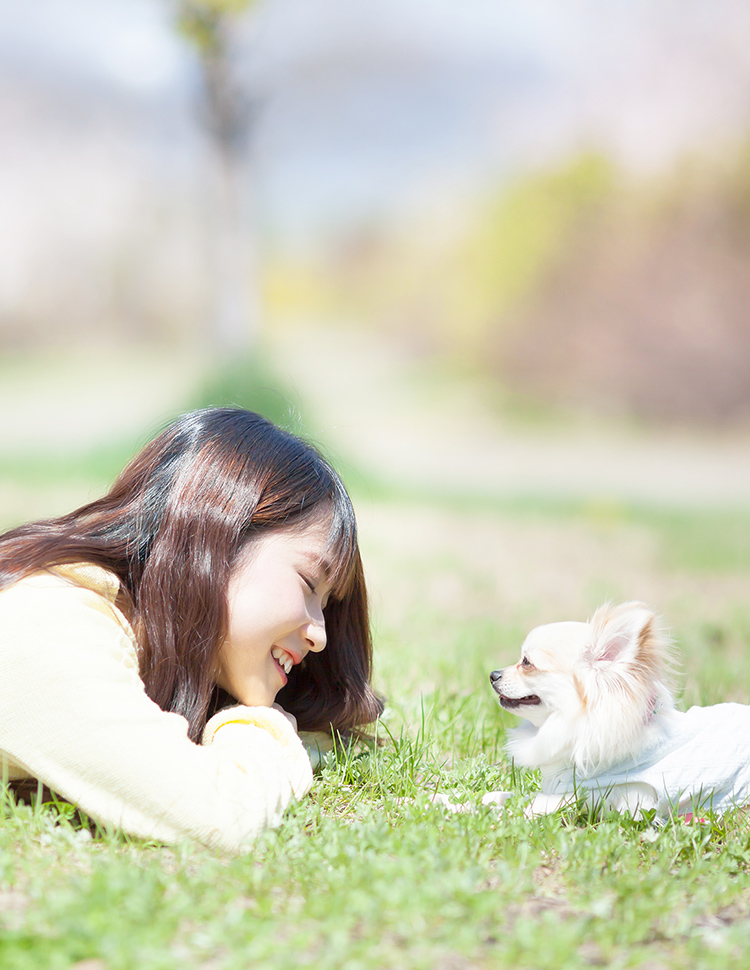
left=202, top=705, right=313, bottom=799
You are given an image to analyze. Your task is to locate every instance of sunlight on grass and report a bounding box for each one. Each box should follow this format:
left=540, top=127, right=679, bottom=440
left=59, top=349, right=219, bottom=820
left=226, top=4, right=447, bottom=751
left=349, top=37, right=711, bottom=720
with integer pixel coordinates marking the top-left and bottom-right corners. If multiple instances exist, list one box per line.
left=2, top=351, right=750, bottom=969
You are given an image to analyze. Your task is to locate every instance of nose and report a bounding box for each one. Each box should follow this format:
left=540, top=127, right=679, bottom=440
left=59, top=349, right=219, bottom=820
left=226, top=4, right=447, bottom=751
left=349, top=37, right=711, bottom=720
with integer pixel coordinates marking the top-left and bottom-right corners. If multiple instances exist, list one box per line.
left=489, top=669, right=503, bottom=684
left=304, top=610, right=327, bottom=653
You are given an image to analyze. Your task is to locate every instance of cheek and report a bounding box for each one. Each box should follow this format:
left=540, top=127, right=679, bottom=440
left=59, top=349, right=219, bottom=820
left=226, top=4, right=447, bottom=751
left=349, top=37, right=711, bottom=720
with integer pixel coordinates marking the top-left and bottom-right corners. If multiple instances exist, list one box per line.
left=226, top=588, right=270, bottom=649
left=538, top=675, right=582, bottom=711
left=226, top=583, right=308, bottom=649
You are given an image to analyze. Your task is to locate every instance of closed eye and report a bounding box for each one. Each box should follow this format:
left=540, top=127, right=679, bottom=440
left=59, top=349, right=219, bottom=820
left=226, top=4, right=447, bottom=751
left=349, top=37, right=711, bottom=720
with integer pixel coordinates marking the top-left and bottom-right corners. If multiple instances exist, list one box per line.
left=301, top=574, right=331, bottom=610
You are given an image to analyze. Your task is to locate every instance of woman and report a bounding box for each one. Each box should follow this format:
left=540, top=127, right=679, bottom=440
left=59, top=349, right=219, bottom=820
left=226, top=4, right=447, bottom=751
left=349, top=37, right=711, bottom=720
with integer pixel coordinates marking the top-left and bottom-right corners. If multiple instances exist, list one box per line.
left=0, top=408, right=382, bottom=852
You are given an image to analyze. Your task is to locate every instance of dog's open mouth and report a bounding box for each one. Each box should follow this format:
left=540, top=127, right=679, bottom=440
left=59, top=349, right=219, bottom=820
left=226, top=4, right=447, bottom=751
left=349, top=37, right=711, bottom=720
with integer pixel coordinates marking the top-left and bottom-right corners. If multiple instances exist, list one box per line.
left=499, top=694, right=541, bottom=710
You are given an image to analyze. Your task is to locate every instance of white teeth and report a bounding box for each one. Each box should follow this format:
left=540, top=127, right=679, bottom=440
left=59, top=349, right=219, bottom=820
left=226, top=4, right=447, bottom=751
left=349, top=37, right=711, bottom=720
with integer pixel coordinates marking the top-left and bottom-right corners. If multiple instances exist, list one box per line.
left=272, top=647, right=293, bottom=675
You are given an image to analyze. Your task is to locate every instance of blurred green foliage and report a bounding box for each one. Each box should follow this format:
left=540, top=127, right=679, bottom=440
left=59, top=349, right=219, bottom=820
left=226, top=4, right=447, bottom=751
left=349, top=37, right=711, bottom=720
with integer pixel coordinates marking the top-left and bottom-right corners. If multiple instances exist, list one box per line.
left=447, top=153, right=614, bottom=350
left=0, top=351, right=304, bottom=511
left=268, top=153, right=616, bottom=363
left=176, top=0, right=258, bottom=52
left=266, top=141, right=750, bottom=425
left=189, top=351, right=306, bottom=434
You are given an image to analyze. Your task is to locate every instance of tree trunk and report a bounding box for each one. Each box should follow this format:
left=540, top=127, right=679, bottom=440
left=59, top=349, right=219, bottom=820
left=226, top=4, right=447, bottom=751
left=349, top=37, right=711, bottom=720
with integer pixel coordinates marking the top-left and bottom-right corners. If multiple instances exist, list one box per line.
left=205, top=143, right=259, bottom=357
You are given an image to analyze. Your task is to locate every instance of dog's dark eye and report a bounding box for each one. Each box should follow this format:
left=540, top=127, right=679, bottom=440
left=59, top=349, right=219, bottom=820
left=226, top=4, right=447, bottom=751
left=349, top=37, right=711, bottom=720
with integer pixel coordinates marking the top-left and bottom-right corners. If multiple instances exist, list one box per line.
left=521, top=656, right=531, bottom=667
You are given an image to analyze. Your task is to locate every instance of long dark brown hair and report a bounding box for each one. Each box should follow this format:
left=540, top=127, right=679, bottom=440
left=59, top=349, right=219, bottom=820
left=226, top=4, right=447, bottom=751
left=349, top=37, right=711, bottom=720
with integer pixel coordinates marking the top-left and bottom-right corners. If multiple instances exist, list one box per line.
left=0, top=408, right=383, bottom=741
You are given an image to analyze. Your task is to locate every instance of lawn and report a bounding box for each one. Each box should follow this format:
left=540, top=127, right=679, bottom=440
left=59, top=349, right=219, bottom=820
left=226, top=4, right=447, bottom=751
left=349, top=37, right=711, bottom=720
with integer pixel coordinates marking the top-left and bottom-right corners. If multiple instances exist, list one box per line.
left=1, top=346, right=750, bottom=969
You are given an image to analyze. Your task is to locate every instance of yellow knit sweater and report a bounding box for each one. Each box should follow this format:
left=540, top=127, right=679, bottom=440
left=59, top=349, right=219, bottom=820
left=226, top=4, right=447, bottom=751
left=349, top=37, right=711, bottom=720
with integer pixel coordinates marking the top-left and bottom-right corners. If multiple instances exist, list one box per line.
left=0, top=563, right=313, bottom=853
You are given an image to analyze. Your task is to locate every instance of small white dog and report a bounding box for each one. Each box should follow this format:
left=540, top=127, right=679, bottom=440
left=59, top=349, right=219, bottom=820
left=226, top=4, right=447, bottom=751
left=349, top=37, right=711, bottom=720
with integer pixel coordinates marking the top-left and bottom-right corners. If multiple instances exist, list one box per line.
left=486, top=602, right=750, bottom=819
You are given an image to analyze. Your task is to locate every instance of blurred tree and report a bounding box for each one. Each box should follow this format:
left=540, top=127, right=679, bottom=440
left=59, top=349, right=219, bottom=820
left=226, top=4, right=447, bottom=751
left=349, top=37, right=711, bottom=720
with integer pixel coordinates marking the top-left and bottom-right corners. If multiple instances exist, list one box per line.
left=499, top=151, right=750, bottom=425
left=176, top=0, right=260, bottom=357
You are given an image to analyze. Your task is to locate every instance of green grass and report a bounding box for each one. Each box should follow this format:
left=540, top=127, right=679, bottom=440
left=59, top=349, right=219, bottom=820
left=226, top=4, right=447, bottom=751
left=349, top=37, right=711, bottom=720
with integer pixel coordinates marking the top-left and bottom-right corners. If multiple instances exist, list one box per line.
left=3, top=575, right=750, bottom=969
left=3, top=357, right=750, bottom=968
left=3, top=713, right=750, bottom=970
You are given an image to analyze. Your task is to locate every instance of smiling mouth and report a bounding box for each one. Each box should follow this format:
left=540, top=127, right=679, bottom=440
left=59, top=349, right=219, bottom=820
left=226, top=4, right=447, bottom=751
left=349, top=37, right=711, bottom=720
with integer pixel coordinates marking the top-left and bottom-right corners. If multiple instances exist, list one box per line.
left=271, top=646, right=295, bottom=675
left=499, top=695, right=541, bottom=710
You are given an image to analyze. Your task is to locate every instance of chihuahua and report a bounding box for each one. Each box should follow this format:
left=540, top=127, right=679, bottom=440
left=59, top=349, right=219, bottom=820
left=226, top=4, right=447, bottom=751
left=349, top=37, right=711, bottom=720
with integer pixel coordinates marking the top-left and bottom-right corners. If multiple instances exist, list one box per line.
left=487, top=602, right=750, bottom=819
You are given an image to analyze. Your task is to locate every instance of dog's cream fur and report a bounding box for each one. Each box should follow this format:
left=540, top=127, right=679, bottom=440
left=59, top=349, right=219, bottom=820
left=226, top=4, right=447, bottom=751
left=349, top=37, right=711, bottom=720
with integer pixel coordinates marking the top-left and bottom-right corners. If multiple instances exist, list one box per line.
left=487, top=602, right=750, bottom=818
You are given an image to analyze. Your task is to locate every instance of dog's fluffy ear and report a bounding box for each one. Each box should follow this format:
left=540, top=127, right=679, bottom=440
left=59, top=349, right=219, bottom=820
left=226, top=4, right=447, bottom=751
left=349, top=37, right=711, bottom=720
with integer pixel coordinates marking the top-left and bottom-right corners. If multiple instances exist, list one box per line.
left=586, top=601, right=656, bottom=668
left=570, top=600, right=673, bottom=775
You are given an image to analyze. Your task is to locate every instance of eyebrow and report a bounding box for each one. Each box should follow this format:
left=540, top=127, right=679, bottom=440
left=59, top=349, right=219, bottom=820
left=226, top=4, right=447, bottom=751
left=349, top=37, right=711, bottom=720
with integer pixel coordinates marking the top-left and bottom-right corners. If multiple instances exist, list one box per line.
left=301, top=549, right=334, bottom=580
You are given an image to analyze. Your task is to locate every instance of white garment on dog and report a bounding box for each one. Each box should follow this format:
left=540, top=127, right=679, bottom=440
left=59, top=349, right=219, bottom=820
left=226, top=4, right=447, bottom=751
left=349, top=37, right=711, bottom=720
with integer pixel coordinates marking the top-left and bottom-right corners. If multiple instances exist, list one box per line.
left=540, top=703, right=750, bottom=817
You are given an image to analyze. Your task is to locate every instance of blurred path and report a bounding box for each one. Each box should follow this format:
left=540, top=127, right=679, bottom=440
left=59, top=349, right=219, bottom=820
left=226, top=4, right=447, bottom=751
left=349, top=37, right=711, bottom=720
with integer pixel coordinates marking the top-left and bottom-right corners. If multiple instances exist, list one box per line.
left=2, top=330, right=749, bottom=512
left=275, top=326, right=750, bottom=510
left=0, top=349, right=201, bottom=452
left=0, top=348, right=203, bottom=526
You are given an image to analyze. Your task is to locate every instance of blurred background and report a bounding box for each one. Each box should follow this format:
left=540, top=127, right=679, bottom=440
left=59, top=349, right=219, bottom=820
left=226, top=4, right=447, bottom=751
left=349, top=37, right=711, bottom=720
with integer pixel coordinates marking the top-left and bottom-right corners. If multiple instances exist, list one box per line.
left=2, top=0, right=750, bottom=670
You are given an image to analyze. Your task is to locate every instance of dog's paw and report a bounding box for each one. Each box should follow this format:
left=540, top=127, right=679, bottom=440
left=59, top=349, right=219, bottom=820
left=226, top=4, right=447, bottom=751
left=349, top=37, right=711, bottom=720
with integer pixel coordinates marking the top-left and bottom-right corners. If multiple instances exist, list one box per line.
left=481, top=790, right=513, bottom=808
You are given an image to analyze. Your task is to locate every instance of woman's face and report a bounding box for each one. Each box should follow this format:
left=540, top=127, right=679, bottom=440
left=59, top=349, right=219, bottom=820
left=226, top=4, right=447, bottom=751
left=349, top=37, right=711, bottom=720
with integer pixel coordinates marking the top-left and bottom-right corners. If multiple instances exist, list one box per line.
left=215, top=517, right=334, bottom=708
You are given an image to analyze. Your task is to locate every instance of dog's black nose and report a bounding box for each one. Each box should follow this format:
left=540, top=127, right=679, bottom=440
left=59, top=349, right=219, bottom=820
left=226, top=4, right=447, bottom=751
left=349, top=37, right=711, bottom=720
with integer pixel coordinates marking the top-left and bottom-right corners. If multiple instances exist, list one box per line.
left=489, top=669, right=503, bottom=684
